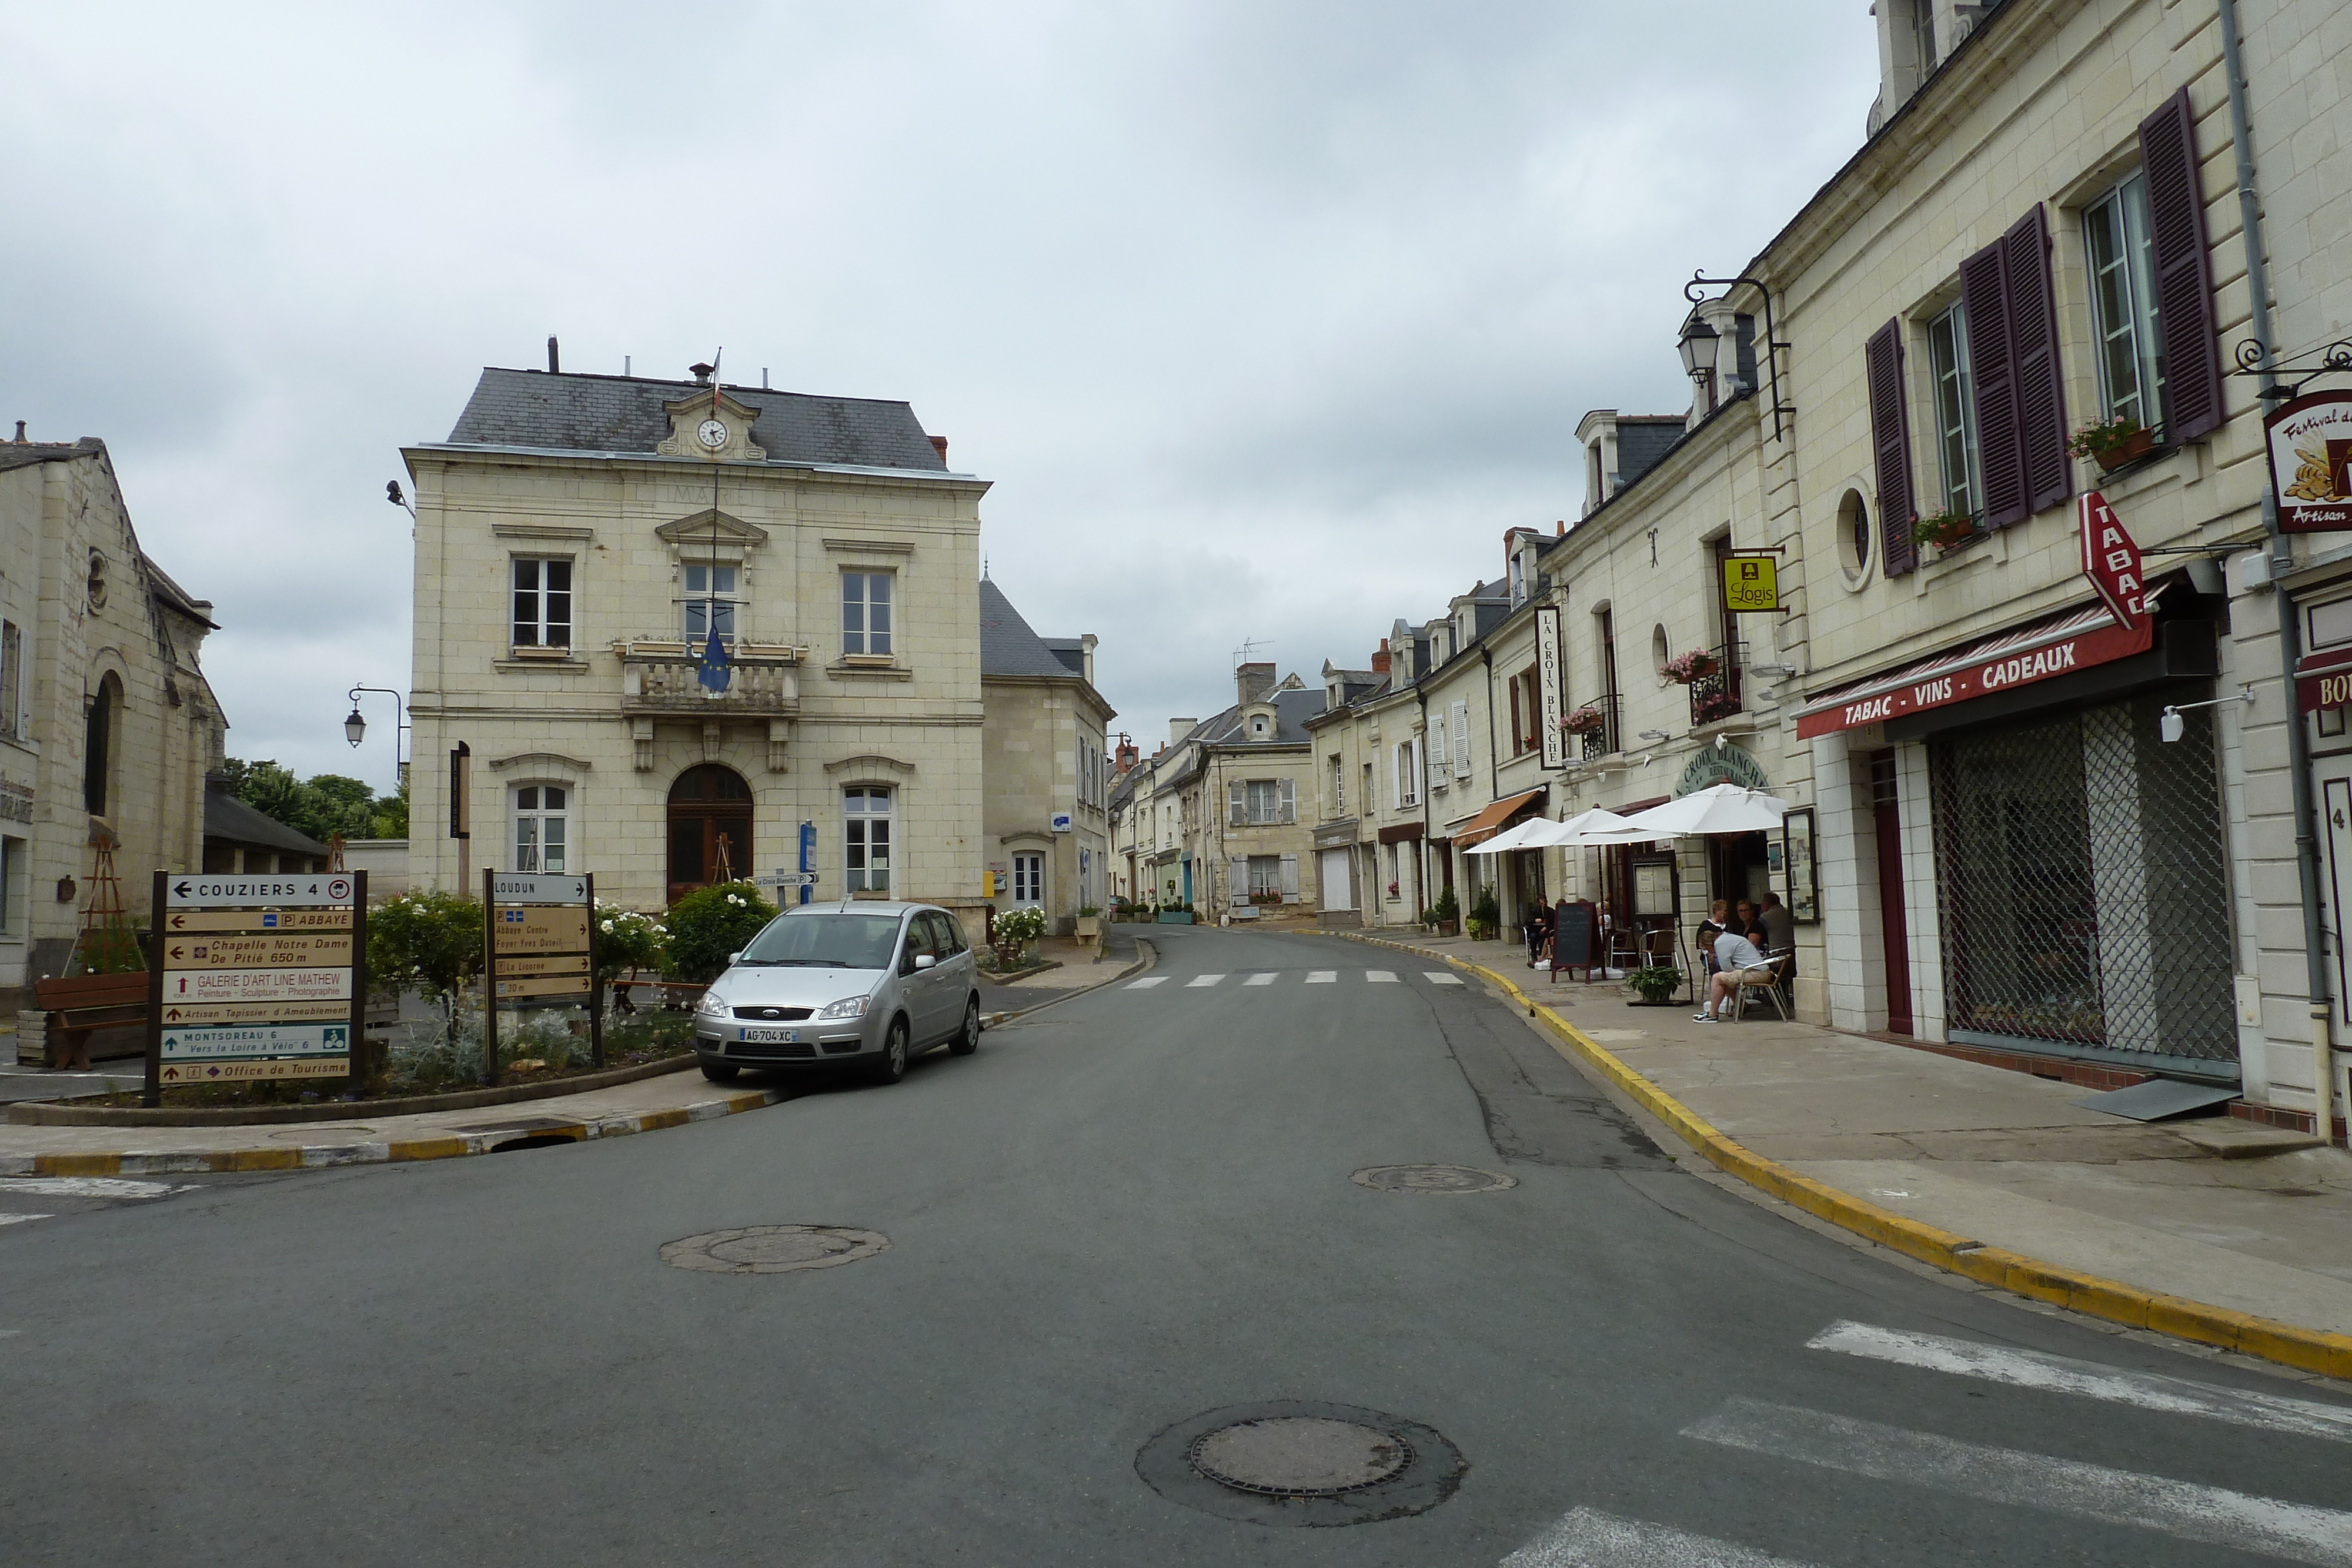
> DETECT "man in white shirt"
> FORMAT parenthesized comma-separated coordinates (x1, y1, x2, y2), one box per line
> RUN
(1695, 928, 1773, 1022)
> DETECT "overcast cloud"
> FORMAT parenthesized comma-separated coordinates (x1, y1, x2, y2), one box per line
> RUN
(0, 1, 1878, 791)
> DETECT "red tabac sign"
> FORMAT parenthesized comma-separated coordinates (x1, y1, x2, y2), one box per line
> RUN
(1795, 617, 2154, 737)
(2077, 490, 2147, 630)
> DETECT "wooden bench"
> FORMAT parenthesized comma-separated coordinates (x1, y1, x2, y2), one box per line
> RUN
(32, 972, 149, 1070)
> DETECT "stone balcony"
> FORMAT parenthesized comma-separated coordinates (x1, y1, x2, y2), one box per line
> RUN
(615, 637, 806, 718)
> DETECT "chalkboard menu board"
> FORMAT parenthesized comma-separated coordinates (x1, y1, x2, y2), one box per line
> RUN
(1552, 902, 1595, 972)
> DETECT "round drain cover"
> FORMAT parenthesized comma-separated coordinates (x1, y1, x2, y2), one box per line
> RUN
(1135, 1400, 1465, 1528)
(1351, 1164, 1517, 1195)
(1189, 1417, 1411, 1496)
(660, 1225, 888, 1275)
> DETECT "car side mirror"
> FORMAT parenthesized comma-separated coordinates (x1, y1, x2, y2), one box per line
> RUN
(914, 954, 938, 970)
(726, 951, 743, 965)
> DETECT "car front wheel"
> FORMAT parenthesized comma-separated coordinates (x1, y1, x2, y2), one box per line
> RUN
(948, 997, 981, 1056)
(700, 1059, 740, 1082)
(872, 1017, 910, 1084)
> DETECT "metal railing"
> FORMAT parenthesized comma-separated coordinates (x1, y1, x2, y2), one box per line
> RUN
(1575, 693, 1621, 760)
(1688, 643, 1744, 728)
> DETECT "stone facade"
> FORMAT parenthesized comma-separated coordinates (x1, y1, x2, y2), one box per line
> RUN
(0, 436, 226, 998)
(402, 367, 989, 920)
(978, 579, 1113, 933)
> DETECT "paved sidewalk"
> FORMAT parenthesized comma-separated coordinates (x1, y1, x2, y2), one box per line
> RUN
(1345, 927, 2352, 1356)
(981, 929, 1148, 1020)
(0, 1061, 789, 1175)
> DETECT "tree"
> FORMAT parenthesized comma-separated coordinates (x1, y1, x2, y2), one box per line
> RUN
(224, 758, 403, 845)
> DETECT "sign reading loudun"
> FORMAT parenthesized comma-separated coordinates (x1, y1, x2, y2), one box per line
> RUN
(482, 868, 602, 1084)
(144, 870, 367, 1106)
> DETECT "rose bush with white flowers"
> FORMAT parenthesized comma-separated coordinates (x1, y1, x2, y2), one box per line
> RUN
(663, 881, 777, 981)
(593, 901, 669, 984)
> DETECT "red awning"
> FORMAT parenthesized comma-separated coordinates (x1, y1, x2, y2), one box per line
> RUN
(1454, 787, 1546, 848)
(1377, 822, 1425, 844)
(1795, 599, 2155, 739)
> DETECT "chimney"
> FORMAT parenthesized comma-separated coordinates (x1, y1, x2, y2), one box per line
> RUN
(547, 336, 560, 373)
(928, 435, 949, 462)
(1235, 661, 1277, 707)
(1556, 519, 1566, 536)
(689, 362, 715, 386)
(1371, 647, 1390, 674)
(1170, 717, 1197, 745)
(12, 421, 24, 444)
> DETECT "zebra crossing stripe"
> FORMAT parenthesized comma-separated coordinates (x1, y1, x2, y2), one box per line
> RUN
(1243, 973, 1278, 986)
(1305, 971, 1337, 984)
(1502, 1505, 1820, 1567)
(1367, 970, 1397, 982)
(1124, 977, 1168, 989)
(0, 1176, 180, 1199)
(1185, 974, 1225, 988)
(1425, 972, 1462, 985)
(1810, 1320, 2352, 1442)
(1684, 1397, 2352, 1566)
(0, 1214, 52, 1227)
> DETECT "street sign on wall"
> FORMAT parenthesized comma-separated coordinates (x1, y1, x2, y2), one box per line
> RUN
(1536, 604, 1568, 770)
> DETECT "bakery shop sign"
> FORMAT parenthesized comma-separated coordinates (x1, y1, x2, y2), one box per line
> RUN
(2267, 389, 2352, 534)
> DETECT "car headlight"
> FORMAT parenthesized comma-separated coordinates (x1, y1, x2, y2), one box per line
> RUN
(696, 992, 729, 1018)
(817, 993, 871, 1021)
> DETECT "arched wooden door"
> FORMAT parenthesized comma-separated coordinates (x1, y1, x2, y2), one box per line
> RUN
(667, 764, 753, 901)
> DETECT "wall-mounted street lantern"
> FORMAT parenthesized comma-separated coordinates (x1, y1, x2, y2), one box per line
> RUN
(1678, 316, 1722, 385)
(343, 683, 410, 786)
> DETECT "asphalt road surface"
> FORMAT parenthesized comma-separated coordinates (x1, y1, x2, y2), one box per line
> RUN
(4, 925, 2348, 1566)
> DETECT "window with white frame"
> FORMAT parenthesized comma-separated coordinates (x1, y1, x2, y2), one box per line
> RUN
(513, 785, 569, 872)
(1394, 740, 1419, 808)
(845, 786, 893, 892)
(679, 564, 737, 641)
(1329, 754, 1344, 814)
(1927, 302, 1982, 517)
(512, 558, 572, 648)
(1011, 850, 1043, 905)
(842, 571, 893, 656)
(2084, 172, 2167, 436)
(1247, 854, 1282, 897)
(1247, 779, 1279, 821)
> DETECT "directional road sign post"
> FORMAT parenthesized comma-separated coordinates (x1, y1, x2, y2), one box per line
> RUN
(482, 869, 600, 1084)
(145, 870, 368, 1108)
(752, 872, 817, 890)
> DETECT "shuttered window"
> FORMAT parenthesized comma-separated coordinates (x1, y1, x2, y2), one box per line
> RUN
(1865, 318, 1917, 577)
(2138, 86, 2224, 442)
(2084, 173, 2167, 436)
(1927, 303, 1982, 519)
(1961, 203, 2070, 529)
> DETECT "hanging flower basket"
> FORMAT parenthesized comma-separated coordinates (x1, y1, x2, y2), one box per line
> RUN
(1561, 706, 1606, 735)
(2065, 416, 2157, 470)
(1661, 650, 1719, 686)
(1911, 510, 1978, 551)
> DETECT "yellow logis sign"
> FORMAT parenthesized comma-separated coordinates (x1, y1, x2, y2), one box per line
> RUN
(1721, 554, 1780, 613)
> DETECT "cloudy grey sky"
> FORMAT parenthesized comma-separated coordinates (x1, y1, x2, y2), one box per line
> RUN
(2, 1, 1879, 791)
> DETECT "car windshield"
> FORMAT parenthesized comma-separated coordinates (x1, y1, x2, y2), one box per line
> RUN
(736, 912, 903, 969)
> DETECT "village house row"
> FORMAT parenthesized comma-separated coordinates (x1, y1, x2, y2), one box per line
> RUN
(1109, 0, 2352, 1139)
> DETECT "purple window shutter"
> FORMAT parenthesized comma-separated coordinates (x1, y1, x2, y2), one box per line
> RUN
(1960, 240, 2025, 530)
(1865, 318, 1917, 578)
(2140, 86, 2225, 441)
(2003, 205, 2072, 517)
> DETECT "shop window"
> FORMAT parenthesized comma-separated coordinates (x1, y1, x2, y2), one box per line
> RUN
(680, 564, 737, 642)
(1927, 302, 1982, 518)
(2084, 173, 2168, 438)
(511, 557, 573, 649)
(845, 785, 893, 893)
(513, 785, 569, 872)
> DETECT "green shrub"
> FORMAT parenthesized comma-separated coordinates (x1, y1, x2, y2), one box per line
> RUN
(594, 902, 669, 983)
(991, 904, 1047, 966)
(1432, 887, 1460, 924)
(1469, 887, 1498, 928)
(366, 890, 484, 1002)
(664, 882, 777, 982)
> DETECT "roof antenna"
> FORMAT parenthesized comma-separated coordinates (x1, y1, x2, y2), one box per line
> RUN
(1234, 636, 1273, 667)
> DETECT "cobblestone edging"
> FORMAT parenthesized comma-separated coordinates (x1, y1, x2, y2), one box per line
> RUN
(1336, 930, 2352, 1383)
(0, 1086, 790, 1178)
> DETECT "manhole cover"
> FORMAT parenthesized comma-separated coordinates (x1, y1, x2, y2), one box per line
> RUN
(1351, 1164, 1517, 1195)
(660, 1225, 889, 1275)
(1190, 1417, 1411, 1496)
(1136, 1401, 1465, 1527)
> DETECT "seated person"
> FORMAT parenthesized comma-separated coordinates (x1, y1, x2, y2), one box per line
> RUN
(1695, 900, 1730, 972)
(1695, 927, 1776, 1022)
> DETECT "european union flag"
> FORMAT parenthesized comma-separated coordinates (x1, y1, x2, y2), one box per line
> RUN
(697, 623, 731, 694)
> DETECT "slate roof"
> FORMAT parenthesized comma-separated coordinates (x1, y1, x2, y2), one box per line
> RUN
(0, 437, 103, 473)
(203, 784, 330, 857)
(1192, 685, 1328, 747)
(445, 369, 950, 473)
(1615, 417, 1689, 490)
(978, 577, 1081, 679)
(1039, 637, 1087, 676)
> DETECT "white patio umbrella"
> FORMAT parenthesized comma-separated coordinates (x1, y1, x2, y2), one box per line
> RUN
(1464, 817, 1549, 855)
(1612, 782, 1791, 838)
(1546, 807, 1638, 845)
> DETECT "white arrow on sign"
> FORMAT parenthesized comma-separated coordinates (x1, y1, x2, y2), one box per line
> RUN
(754, 873, 818, 888)
(166, 875, 355, 909)
(490, 874, 589, 905)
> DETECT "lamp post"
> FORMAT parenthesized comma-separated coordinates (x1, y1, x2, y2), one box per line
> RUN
(1678, 316, 1722, 386)
(343, 683, 409, 790)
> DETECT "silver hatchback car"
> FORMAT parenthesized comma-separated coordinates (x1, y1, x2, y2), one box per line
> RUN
(692, 901, 983, 1085)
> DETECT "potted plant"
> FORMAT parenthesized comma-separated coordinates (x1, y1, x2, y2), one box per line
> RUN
(1661, 648, 1720, 685)
(1911, 509, 1978, 551)
(1561, 706, 1606, 736)
(1431, 886, 1460, 937)
(2066, 415, 2157, 471)
(1074, 904, 1102, 941)
(1466, 887, 1500, 942)
(1626, 964, 1683, 1005)
(1158, 902, 1195, 925)
(991, 904, 1047, 969)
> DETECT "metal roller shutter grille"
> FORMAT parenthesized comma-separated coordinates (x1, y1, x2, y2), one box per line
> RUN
(1928, 693, 2236, 1066)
